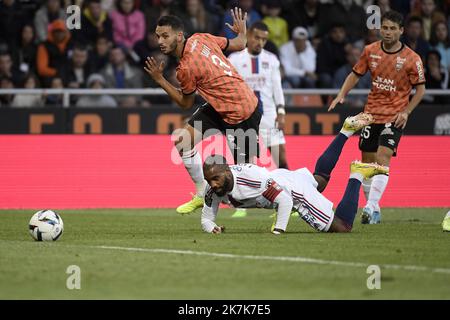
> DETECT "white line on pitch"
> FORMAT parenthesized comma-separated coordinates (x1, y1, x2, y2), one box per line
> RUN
(94, 245, 450, 275)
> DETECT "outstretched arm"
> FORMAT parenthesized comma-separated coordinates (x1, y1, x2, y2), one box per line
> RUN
(328, 72, 361, 111)
(201, 188, 225, 234)
(225, 7, 248, 52)
(144, 57, 195, 109)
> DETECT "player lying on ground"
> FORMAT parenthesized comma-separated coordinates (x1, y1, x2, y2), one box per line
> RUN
(200, 113, 389, 234)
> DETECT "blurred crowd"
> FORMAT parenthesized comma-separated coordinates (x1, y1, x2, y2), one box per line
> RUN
(0, 0, 450, 107)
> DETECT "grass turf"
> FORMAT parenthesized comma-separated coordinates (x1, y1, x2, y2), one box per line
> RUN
(0, 208, 449, 299)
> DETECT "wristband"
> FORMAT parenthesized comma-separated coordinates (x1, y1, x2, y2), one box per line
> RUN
(277, 108, 286, 115)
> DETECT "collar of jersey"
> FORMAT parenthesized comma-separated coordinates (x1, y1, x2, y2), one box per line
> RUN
(381, 41, 404, 55)
(180, 36, 190, 59)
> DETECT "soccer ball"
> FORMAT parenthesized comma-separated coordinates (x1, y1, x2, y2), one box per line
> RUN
(29, 210, 64, 241)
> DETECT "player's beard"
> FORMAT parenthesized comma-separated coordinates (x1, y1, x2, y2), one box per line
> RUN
(249, 46, 262, 55)
(215, 177, 233, 197)
(162, 39, 178, 55)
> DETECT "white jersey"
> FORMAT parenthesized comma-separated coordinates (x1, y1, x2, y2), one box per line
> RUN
(201, 164, 335, 234)
(228, 48, 285, 129)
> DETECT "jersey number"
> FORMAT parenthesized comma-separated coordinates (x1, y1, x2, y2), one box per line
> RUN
(211, 55, 232, 77)
(361, 126, 371, 139)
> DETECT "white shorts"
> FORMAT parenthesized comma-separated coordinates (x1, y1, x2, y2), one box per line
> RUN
(259, 127, 286, 148)
(291, 168, 335, 232)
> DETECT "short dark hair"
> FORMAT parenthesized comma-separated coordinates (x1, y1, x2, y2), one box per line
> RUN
(157, 15, 184, 31)
(203, 155, 228, 174)
(381, 10, 404, 28)
(249, 21, 269, 33)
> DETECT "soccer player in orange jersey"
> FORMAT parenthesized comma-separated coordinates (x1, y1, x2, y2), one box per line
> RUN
(144, 8, 262, 214)
(328, 11, 426, 224)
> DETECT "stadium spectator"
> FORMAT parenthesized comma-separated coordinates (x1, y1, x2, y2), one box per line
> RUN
(401, 16, 431, 61)
(430, 21, 450, 70)
(11, 73, 44, 107)
(0, 76, 15, 106)
(142, 0, 184, 32)
(353, 28, 381, 50)
(222, 0, 261, 39)
(316, 23, 349, 88)
(34, 0, 67, 43)
(110, 0, 146, 49)
(373, 0, 391, 15)
(333, 45, 371, 107)
(282, 0, 324, 39)
(36, 19, 73, 88)
(11, 24, 38, 75)
(101, 45, 144, 105)
(280, 27, 317, 88)
(89, 35, 113, 73)
(0, 51, 25, 87)
(412, 0, 446, 41)
(261, 0, 289, 49)
(76, 73, 118, 107)
(64, 44, 93, 89)
(424, 50, 449, 103)
(72, 0, 114, 48)
(318, 0, 367, 42)
(45, 76, 64, 105)
(101, 45, 143, 88)
(183, 0, 221, 36)
(0, 0, 27, 50)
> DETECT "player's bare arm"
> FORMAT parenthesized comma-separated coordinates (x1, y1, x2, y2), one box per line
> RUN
(328, 72, 361, 111)
(144, 56, 195, 109)
(393, 83, 425, 129)
(225, 7, 248, 52)
(276, 105, 285, 130)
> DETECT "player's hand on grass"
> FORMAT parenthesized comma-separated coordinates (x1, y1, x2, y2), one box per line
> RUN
(212, 226, 225, 234)
(393, 111, 409, 129)
(144, 57, 165, 83)
(225, 7, 248, 35)
(328, 95, 345, 111)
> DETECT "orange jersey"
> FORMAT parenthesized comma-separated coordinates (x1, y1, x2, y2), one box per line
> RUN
(352, 41, 425, 123)
(176, 33, 258, 124)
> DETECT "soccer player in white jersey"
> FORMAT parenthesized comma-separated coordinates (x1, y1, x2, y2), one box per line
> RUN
(227, 22, 288, 218)
(200, 113, 389, 234)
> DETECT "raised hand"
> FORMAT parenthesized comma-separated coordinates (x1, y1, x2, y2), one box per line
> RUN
(144, 56, 166, 83)
(225, 7, 248, 35)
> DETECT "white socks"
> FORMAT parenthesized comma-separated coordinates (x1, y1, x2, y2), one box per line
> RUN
(349, 172, 364, 182)
(362, 178, 372, 201)
(181, 148, 206, 196)
(340, 130, 353, 138)
(366, 174, 389, 212)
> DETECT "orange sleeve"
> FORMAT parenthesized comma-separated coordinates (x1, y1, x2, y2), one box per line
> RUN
(37, 44, 57, 78)
(352, 46, 369, 76)
(408, 54, 426, 85)
(203, 33, 229, 51)
(176, 65, 197, 95)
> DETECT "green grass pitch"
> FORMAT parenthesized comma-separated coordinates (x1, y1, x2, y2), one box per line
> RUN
(0, 208, 449, 299)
